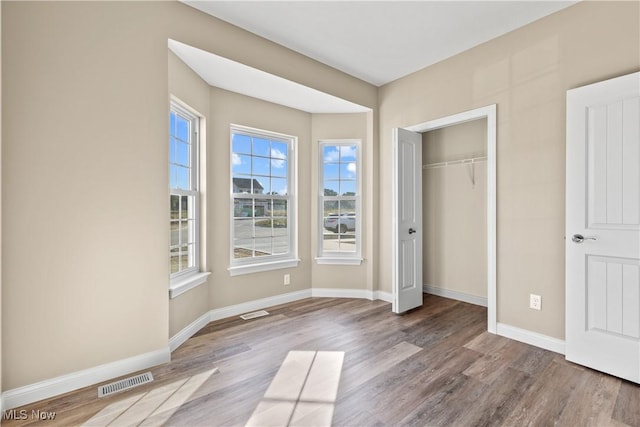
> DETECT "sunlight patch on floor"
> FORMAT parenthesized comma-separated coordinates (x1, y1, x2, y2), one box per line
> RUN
(246, 351, 344, 427)
(82, 368, 218, 426)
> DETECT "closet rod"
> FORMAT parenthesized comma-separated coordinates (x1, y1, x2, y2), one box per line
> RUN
(422, 155, 487, 169)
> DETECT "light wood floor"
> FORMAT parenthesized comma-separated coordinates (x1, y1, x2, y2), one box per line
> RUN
(3, 295, 640, 426)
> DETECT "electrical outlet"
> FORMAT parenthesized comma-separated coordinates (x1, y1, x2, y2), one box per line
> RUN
(529, 294, 541, 310)
(284, 274, 290, 286)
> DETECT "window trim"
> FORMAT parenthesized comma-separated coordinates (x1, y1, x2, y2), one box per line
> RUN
(316, 139, 363, 264)
(169, 97, 208, 295)
(228, 124, 298, 276)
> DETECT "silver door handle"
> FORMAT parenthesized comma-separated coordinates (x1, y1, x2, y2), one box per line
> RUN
(408, 228, 416, 235)
(572, 234, 597, 243)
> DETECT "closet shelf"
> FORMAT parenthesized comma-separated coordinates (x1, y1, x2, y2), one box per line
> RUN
(422, 155, 487, 169)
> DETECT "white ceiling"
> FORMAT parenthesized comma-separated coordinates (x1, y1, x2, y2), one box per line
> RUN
(182, 0, 579, 87)
(169, 39, 370, 113)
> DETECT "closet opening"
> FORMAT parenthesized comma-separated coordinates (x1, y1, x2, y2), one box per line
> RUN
(393, 104, 496, 332)
(422, 119, 488, 307)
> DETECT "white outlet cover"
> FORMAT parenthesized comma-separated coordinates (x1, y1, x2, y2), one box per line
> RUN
(529, 294, 541, 310)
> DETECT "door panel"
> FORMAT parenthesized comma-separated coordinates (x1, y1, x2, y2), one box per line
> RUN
(566, 71, 640, 383)
(588, 98, 640, 229)
(400, 239, 417, 290)
(587, 256, 640, 338)
(393, 128, 423, 314)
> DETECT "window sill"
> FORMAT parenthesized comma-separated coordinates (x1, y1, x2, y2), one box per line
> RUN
(169, 271, 211, 299)
(315, 257, 363, 266)
(228, 258, 300, 276)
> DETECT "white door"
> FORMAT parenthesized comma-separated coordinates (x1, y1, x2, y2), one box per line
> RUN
(393, 128, 423, 313)
(566, 71, 640, 383)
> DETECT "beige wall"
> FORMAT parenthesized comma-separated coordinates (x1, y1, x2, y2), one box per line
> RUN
(168, 51, 211, 337)
(2, 1, 170, 390)
(378, 1, 640, 339)
(311, 113, 369, 290)
(422, 120, 487, 299)
(2, 1, 377, 391)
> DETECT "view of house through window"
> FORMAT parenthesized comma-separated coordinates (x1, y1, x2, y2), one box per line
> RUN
(169, 101, 200, 277)
(231, 126, 295, 264)
(319, 141, 361, 258)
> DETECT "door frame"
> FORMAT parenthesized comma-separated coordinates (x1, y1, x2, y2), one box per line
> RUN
(392, 104, 497, 333)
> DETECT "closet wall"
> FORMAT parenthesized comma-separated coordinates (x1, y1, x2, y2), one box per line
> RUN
(422, 119, 487, 303)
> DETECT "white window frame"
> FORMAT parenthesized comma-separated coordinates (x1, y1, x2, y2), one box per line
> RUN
(169, 98, 209, 298)
(228, 124, 299, 276)
(316, 139, 362, 265)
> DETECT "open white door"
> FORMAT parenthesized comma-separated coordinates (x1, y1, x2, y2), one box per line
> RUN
(566, 71, 640, 383)
(393, 128, 423, 313)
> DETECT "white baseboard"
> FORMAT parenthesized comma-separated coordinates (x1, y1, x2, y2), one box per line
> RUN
(423, 284, 487, 307)
(208, 289, 312, 322)
(2, 347, 170, 410)
(496, 322, 565, 355)
(312, 288, 372, 300)
(169, 311, 211, 352)
(311, 288, 394, 303)
(374, 290, 393, 303)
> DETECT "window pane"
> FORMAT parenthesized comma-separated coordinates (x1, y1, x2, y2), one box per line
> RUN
(338, 233, 356, 252)
(254, 237, 272, 256)
(273, 218, 288, 236)
(170, 112, 176, 136)
(341, 199, 356, 212)
(253, 138, 270, 157)
(270, 178, 287, 195)
(232, 154, 251, 176)
(170, 248, 179, 274)
(254, 199, 271, 217)
(340, 162, 356, 179)
(340, 145, 357, 161)
(340, 180, 357, 196)
(253, 178, 267, 194)
(255, 219, 272, 237)
(234, 199, 253, 218)
(176, 166, 189, 190)
(271, 142, 287, 160)
(323, 181, 339, 196)
(273, 235, 289, 255)
(234, 238, 254, 258)
(234, 219, 253, 239)
(232, 176, 253, 195)
(179, 220, 189, 245)
(180, 195, 188, 219)
(170, 195, 180, 219)
(232, 133, 252, 154)
(323, 145, 339, 162)
(169, 165, 178, 189)
(324, 163, 339, 180)
(273, 200, 287, 217)
(178, 245, 189, 270)
(170, 137, 177, 164)
(271, 159, 287, 177)
(253, 156, 270, 177)
(170, 221, 179, 246)
(176, 116, 189, 141)
(176, 141, 189, 167)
